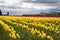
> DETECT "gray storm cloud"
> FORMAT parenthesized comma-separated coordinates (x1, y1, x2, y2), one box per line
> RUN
(0, 0, 60, 15)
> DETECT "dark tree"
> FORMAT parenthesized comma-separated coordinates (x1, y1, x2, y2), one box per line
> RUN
(0, 10, 2, 15)
(58, 12, 60, 14)
(7, 12, 9, 15)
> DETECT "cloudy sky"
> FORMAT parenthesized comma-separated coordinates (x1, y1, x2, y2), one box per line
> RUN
(0, 0, 60, 15)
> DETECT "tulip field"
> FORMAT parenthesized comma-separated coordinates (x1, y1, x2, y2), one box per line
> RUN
(0, 16, 60, 40)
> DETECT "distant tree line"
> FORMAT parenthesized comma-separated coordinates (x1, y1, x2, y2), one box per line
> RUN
(0, 10, 9, 15)
(7, 12, 9, 15)
(0, 9, 60, 16)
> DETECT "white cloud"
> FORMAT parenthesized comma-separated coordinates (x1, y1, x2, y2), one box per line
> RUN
(21, 2, 33, 8)
(18, 2, 56, 10)
(33, 6, 56, 10)
(4, 0, 19, 5)
(31, 0, 37, 1)
(0, 0, 2, 1)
